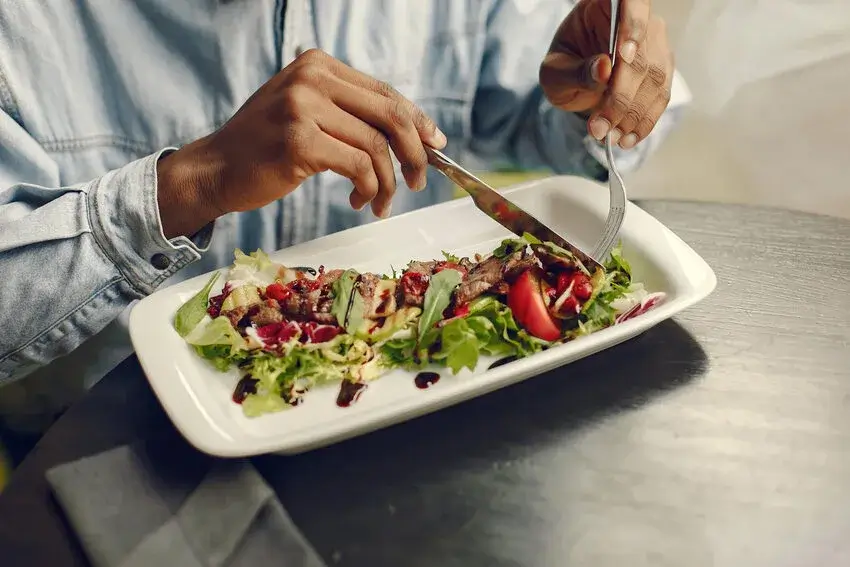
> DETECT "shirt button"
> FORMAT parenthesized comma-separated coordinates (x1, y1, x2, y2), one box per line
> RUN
(150, 253, 171, 270)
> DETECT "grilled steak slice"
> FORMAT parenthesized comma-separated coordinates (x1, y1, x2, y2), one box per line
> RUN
(454, 250, 538, 304)
(531, 244, 579, 271)
(502, 250, 538, 280)
(319, 269, 344, 286)
(455, 256, 502, 304)
(222, 306, 249, 328)
(250, 300, 284, 327)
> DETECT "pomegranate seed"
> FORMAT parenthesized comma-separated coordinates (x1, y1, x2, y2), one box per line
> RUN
(264, 282, 290, 301)
(572, 273, 593, 300)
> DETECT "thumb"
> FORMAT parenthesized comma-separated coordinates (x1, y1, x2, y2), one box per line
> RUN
(540, 51, 610, 105)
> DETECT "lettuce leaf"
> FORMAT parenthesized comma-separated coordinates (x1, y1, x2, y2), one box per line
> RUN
(229, 248, 281, 286)
(417, 268, 462, 344)
(331, 269, 366, 334)
(173, 272, 220, 337)
(381, 295, 546, 374)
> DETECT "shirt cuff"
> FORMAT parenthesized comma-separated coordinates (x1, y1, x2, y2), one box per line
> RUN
(86, 148, 214, 296)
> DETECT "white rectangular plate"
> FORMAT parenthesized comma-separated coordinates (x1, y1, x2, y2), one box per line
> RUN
(129, 176, 716, 457)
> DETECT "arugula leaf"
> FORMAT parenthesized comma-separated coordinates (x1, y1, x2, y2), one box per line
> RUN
(417, 268, 462, 341)
(174, 272, 220, 337)
(493, 238, 527, 259)
(331, 269, 366, 333)
(521, 232, 542, 244)
(441, 250, 460, 263)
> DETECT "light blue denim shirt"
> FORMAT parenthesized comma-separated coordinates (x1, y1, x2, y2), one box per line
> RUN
(0, 0, 688, 427)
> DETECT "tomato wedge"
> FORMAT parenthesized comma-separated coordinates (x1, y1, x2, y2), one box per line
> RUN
(507, 269, 562, 341)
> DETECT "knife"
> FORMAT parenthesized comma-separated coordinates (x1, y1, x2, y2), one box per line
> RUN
(424, 146, 604, 272)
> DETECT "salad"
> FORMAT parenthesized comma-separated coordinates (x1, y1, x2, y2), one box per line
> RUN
(173, 236, 665, 416)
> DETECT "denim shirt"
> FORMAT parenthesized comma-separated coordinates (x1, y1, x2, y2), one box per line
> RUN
(0, 0, 689, 423)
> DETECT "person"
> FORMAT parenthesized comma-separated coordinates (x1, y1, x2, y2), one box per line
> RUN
(0, 0, 688, 436)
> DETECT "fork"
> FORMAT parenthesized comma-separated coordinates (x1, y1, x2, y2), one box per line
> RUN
(590, 0, 628, 262)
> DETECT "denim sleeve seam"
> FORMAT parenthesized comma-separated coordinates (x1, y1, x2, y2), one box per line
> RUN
(84, 166, 194, 297)
(0, 276, 125, 366)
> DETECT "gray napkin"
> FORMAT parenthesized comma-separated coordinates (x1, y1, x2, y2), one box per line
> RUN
(45, 441, 327, 567)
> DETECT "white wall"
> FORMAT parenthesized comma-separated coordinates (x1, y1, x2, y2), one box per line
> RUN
(630, 0, 850, 219)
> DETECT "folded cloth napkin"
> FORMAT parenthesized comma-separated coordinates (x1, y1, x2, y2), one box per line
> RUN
(45, 440, 327, 567)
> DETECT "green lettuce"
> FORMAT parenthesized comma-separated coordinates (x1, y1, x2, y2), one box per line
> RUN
(417, 268, 462, 345)
(331, 269, 366, 334)
(381, 295, 546, 374)
(173, 272, 219, 337)
(230, 248, 280, 285)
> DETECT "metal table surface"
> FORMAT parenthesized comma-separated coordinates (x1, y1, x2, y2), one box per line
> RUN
(1, 200, 849, 567)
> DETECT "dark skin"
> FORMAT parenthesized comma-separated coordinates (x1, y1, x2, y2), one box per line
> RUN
(159, 0, 673, 240)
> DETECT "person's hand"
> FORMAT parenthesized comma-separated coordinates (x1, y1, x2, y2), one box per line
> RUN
(539, 0, 673, 150)
(157, 49, 447, 239)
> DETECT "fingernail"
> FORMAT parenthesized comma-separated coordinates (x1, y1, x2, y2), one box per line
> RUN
(379, 203, 392, 219)
(590, 57, 601, 83)
(589, 117, 610, 141)
(609, 129, 623, 145)
(432, 128, 448, 149)
(620, 41, 637, 64)
(620, 133, 638, 149)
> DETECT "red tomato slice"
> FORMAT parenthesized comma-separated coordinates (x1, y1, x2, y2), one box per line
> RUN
(507, 269, 562, 341)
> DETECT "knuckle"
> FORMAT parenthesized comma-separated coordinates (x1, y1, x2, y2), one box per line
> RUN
(659, 87, 673, 105)
(411, 105, 433, 131)
(297, 48, 326, 64)
(627, 52, 649, 76)
(351, 151, 373, 178)
(387, 99, 413, 129)
(280, 84, 313, 113)
(624, 107, 645, 127)
(369, 130, 388, 155)
(609, 93, 631, 118)
(375, 80, 398, 99)
(646, 64, 667, 88)
(288, 63, 324, 88)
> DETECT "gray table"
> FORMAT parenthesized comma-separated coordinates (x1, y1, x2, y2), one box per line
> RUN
(1, 201, 849, 567)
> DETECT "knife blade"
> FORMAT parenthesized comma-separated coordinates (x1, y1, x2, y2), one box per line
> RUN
(424, 146, 603, 272)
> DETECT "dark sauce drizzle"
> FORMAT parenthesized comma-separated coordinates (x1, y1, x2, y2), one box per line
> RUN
(414, 371, 440, 389)
(292, 266, 318, 276)
(488, 356, 518, 370)
(232, 376, 259, 404)
(337, 380, 368, 407)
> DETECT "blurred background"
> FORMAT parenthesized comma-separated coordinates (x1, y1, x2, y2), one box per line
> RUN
(1, 0, 848, 489)
(480, 0, 850, 220)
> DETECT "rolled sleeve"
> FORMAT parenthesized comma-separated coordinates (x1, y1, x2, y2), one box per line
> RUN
(86, 148, 213, 296)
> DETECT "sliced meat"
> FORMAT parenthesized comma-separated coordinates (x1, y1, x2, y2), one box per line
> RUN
(222, 306, 249, 328)
(531, 244, 578, 271)
(454, 250, 538, 304)
(491, 282, 510, 296)
(455, 256, 502, 304)
(250, 300, 284, 327)
(319, 269, 344, 286)
(406, 260, 438, 275)
(502, 250, 538, 280)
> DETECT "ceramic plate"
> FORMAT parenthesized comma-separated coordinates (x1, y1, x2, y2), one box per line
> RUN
(129, 176, 716, 457)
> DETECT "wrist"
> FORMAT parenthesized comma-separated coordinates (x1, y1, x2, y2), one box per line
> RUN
(156, 138, 224, 239)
